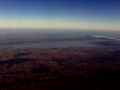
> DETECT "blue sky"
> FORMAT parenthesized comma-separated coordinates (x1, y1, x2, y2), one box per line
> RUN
(0, 0, 120, 30)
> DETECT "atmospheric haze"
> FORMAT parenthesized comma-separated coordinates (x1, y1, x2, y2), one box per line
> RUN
(1, 0, 120, 90)
(0, 0, 120, 30)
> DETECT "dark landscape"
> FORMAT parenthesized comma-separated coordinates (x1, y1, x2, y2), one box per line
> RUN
(0, 29, 120, 90)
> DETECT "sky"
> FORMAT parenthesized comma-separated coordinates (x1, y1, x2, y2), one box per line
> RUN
(0, 0, 120, 30)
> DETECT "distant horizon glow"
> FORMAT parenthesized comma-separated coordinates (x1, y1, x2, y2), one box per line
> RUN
(0, 0, 120, 30)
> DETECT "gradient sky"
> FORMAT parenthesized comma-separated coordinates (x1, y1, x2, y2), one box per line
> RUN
(0, 0, 120, 30)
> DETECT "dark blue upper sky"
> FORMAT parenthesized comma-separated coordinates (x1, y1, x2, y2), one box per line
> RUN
(0, 0, 120, 30)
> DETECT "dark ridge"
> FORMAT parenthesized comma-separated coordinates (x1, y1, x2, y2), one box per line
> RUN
(14, 52, 32, 57)
(52, 58, 65, 64)
(91, 41, 120, 46)
(0, 41, 40, 45)
(0, 58, 34, 67)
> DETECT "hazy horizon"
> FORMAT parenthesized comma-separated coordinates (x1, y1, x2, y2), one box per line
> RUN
(0, 0, 120, 30)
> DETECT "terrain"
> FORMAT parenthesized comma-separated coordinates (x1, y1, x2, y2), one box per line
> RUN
(0, 29, 120, 90)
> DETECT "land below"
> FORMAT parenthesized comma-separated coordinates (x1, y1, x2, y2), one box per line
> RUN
(0, 29, 120, 90)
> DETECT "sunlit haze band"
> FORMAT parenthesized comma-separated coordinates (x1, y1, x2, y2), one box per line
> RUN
(0, 0, 120, 30)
